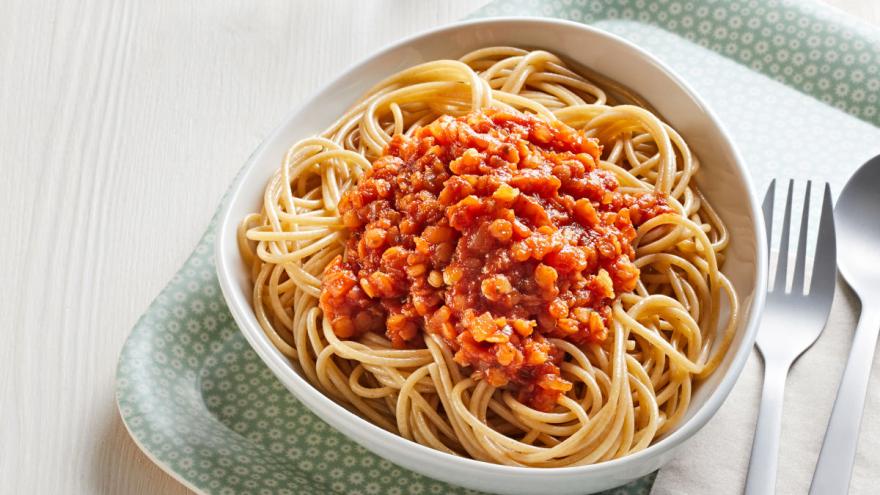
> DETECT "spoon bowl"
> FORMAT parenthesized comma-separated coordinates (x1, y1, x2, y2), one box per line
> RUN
(835, 154, 880, 292)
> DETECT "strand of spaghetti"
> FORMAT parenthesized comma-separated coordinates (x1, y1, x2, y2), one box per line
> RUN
(323, 319, 433, 367)
(360, 82, 487, 154)
(396, 364, 432, 439)
(426, 354, 492, 461)
(252, 264, 297, 357)
(256, 231, 343, 264)
(348, 365, 394, 398)
(697, 274, 739, 377)
(613, 300, 702, 373)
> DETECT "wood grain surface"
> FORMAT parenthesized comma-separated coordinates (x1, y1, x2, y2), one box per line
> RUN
(0, 1, 875, 493)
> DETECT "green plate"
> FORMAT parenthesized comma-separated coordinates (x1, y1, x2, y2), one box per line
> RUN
(116, 1, 880, 493)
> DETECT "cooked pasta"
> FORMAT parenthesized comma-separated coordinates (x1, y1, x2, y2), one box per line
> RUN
(238, 47, 738, 467)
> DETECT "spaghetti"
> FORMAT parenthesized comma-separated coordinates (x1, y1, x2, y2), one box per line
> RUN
(238, 47, 738, 467)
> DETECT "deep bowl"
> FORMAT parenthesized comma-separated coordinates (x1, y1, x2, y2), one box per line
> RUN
(215, 17, 767, 495)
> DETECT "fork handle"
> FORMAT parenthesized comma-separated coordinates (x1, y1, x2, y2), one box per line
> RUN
(745, 358, 790, 495)
(809, 307, 880, 495)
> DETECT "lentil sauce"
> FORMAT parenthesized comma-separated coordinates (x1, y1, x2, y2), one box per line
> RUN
(320, 109, 670, 411)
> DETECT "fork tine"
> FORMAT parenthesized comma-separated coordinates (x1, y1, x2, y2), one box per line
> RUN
(762, 179, 776, 251)
(809, 183, 837, 296)
(772, 180, 795, 292)
(792, 181, 812, 294)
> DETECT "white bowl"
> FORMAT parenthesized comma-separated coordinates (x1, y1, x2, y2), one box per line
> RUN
(216, 17, 767, 495)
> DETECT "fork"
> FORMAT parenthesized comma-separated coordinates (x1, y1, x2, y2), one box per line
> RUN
(744, 180, 837, 495)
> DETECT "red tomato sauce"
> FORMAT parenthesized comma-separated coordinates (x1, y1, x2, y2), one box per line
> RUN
(320, 109, 670, 411)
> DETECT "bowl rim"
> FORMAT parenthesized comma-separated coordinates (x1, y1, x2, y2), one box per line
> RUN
(215, 16, 768, 477)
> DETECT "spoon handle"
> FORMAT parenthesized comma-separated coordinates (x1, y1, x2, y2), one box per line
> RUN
(744, 359, 790, 495)
(809, 306, 880, 495)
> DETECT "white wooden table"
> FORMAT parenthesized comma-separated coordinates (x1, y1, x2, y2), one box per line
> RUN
(0, 0, 875, 493)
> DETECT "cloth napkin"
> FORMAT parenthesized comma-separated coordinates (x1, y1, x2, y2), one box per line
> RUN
(652, 279, 880, 494)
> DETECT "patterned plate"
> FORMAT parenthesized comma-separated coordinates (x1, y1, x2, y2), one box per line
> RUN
(116, 1, 880, 494)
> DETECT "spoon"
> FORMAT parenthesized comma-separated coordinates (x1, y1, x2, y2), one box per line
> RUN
(810, 154, 880, 495)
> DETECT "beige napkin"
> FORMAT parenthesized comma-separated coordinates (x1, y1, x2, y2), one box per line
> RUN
(652, 279, 880, 494)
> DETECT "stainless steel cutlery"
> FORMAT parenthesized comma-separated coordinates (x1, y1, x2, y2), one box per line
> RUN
(745, 180, 836, 495)
(810, 156, 880, 495)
